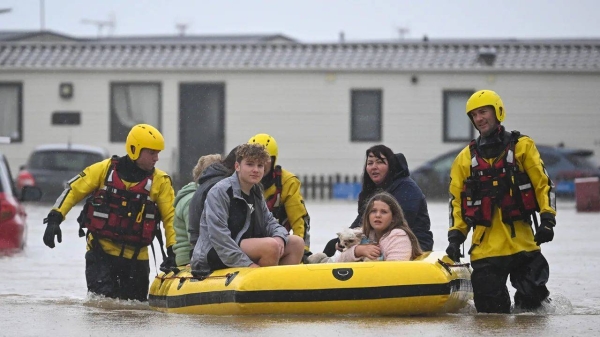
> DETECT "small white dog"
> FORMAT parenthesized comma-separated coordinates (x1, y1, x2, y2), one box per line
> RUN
(307, 228, 364, 264)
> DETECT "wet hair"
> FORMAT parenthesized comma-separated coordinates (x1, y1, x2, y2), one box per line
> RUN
(357, 144, 401, 212)
(235, 143, 270, 165)
(361, 192, 423, 260)
(192, 154, 222, 182)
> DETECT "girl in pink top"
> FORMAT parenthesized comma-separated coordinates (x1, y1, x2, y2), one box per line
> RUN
(338, 192, 423, 262)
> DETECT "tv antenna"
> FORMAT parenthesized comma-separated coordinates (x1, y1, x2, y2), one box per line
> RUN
(81, 12, 116, 37)
(175, 23, 189, 36)
(397, 26, 410, 39)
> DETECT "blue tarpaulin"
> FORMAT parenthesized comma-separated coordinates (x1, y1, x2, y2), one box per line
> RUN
(332, 183, 361, 200)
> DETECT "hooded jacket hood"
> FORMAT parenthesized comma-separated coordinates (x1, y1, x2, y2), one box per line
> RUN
(352, 151, 434, 251)
(393, 153, 410, 178)
(198, 162, 232, 185)
(358, 151, 409, 208)
(187, 161, 235, 249)
(174, 181, 197, 205)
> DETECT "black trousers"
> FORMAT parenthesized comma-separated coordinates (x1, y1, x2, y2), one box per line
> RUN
(471, 251, 550, 313)
(85, 247, 150, 301)
(207, 247, 229, 271)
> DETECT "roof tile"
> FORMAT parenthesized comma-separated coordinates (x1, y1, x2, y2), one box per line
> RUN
(1, 40, 600, 72)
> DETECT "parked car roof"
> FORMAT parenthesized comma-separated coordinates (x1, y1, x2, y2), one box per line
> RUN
(17, 144, 110, 202)
(32, 143, 109, 156)
(411, 144, 600, 199)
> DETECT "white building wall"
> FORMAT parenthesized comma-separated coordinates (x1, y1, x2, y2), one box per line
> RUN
(225, 70, 600, 177)
(1, 70, 599, 179)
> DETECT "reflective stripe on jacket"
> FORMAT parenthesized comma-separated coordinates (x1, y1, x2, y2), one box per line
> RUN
(80, 158, 159, 248)
(263, 167, 310, 251)
(52, 157, 176, 260)
(448, 135, 556, 261)
(461, 133, 538, 232)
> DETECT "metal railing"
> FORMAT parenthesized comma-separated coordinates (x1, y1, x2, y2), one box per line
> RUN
(299, 174, 361, 200)
(172, 173, 362, 200)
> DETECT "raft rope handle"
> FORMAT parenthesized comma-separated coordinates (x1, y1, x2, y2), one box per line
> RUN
(154, 273, 234, 281)
(437, 259, 471, 275)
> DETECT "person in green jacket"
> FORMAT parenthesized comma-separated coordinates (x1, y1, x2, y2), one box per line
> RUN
(173, 154, 222, 266)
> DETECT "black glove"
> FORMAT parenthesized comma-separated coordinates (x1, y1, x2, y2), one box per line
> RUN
(43, 210, 63, 248)
(446, 231, 466, 262)
(446, 242, 462, 262)
(535, 213, 556, 246)
(160, 246, 176, 273)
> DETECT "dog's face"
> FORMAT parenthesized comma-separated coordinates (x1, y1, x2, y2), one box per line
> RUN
(336, 228, 363, 251)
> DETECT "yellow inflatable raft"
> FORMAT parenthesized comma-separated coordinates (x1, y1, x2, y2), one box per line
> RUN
(148, 252, 472, 315)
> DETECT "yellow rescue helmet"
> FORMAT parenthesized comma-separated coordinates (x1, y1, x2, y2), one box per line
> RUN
(126, 124, 165, 160)
(248, 133, 278, 165)
(466, 90, 505, 123)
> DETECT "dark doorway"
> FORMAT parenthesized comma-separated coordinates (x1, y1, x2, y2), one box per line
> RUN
(178, 83, 225, 188)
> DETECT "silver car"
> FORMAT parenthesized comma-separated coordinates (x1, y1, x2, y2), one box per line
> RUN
(411, 144, 600, 199)
(17, 144, 109, 202)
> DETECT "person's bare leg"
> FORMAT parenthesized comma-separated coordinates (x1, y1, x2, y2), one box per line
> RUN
(240, 238, 280, 266)
(279, 235, 304, 265)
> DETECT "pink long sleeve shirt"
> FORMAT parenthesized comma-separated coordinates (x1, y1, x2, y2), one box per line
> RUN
(338, 228, 413, 262)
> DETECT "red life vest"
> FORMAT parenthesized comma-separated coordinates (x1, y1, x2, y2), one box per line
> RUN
(461, 133, 538, 233)
(79, 158, 159, 247)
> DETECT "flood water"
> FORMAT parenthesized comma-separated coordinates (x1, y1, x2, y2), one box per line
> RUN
(1, 199, 599, 336)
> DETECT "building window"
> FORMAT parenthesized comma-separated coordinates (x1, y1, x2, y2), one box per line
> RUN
(443, 90, 475, 142)
(0, 83, 22, 143)
(351, 89, 382, 142)
(110, 83, 161, 142)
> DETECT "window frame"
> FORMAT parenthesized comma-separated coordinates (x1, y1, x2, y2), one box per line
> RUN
(443, 90, 475, 143)
(0, 82, 23, 143)
(109, 82, 162, 143)
(350, 89, 383, 142)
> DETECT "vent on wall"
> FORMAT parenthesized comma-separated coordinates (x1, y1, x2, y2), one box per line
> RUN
(52, 111, 81, 125)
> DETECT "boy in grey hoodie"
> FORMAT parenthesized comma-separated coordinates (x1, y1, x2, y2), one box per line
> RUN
(191, 143, 304, 276)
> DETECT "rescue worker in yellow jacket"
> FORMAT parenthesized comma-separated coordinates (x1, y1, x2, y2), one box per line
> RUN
(248, 134, 311, 259)
(446, 90, 557, 313)
(42, 124, 176, 301)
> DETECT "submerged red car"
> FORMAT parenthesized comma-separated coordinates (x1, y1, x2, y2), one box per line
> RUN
(0, 151, 42, 253)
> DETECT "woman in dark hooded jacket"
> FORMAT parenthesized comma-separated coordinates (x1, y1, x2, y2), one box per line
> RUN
(322, 144, 433, 256)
